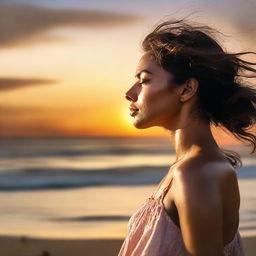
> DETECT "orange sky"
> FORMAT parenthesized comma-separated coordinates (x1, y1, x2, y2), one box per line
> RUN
(0, 1, 255, 144)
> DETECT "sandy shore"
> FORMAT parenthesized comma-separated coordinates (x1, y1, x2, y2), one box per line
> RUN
(0, 235, 255, 256)
(0, 235, 123, 256)
(0, 164, 255, 255)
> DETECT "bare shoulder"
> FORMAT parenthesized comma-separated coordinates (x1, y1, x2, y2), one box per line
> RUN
(171, 156, 239, 204)
(170, 156, 239, 254)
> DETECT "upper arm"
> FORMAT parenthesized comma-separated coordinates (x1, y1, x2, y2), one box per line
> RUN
(173, 168, 224, 256)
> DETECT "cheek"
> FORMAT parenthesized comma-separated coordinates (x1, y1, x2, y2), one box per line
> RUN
(145, 86, 174, 110)
(153, 96, 176, 117)
(144, 87, 180, 120)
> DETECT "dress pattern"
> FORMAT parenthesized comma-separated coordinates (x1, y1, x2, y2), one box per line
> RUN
(118, 176, 245, 256)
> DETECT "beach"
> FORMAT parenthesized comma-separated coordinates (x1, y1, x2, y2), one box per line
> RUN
(0, 138, 255, 255)
(0, 236, 254, 256)
(0, 181, 256, 255)
(0, 236, 123, 256)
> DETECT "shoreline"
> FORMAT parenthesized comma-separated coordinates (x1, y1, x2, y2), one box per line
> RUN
(0, 234, 255, 256)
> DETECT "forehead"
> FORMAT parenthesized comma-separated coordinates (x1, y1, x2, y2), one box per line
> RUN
(136, 52, 159, 73)
(135, 52, 176, 85)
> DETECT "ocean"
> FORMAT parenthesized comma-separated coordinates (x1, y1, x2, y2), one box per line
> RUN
(0, 137, 255, 238)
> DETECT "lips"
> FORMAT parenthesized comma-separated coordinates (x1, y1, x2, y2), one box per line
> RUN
(129, 106, 139, 112)
(129, 106, 139, 117)
(130, 109, 139, 117)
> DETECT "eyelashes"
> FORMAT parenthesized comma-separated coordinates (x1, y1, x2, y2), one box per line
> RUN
(139, 79, 150, 86)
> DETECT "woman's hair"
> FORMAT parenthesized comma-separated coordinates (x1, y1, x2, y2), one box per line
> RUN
(141, 17, 256, 169)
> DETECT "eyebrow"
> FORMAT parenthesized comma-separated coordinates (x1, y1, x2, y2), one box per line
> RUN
(134, 69, 153, 79)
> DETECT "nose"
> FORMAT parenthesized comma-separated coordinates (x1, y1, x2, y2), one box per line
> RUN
(125, 84, 138, 102)
(125, 94, 133, 101)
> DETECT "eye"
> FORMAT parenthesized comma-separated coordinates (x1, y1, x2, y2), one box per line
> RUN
(139, 79, 149, 86)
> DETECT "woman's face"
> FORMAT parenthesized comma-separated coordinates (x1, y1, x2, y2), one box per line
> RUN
(125, 52, 182, 130)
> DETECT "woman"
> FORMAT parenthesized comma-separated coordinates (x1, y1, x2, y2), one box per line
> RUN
(118, 18, 256, 256)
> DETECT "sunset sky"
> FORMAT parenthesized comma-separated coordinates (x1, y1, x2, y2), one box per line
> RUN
(0, 0, 255, 143)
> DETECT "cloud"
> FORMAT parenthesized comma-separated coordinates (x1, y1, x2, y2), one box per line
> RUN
(0, 105, 70, 128)
(0, 105, 77, 115)
(0, 104, 90, 137)
(183, 0, 256, 41)
(0, 105, 50, 114)
(206, 0, 256, 39)
(0, 77, 57, 91)
(0, 2, 142, 47)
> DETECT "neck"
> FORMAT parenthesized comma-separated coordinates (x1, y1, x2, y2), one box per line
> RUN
(163, 117, 219, 162)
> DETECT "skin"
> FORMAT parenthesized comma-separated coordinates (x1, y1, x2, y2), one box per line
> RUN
(125, 51, 241, 256)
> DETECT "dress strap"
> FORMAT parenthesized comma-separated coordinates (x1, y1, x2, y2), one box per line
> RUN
(161, 176, 174, 198)
(151, 174, 174, 200)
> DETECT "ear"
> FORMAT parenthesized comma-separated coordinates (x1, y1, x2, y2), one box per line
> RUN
(179, 78, 199, 102)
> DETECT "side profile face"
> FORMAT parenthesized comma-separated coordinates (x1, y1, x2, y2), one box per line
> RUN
(125, 51, 185, 130)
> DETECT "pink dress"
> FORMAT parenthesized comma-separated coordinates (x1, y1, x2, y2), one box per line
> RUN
(118, 176, 245, 256)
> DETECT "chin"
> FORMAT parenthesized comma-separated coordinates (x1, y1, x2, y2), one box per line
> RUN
(133, 123, 148, 129)
(132, 117, 155, 129)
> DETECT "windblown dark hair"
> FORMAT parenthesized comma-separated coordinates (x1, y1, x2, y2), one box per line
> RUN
(141, 17, 256, 169)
